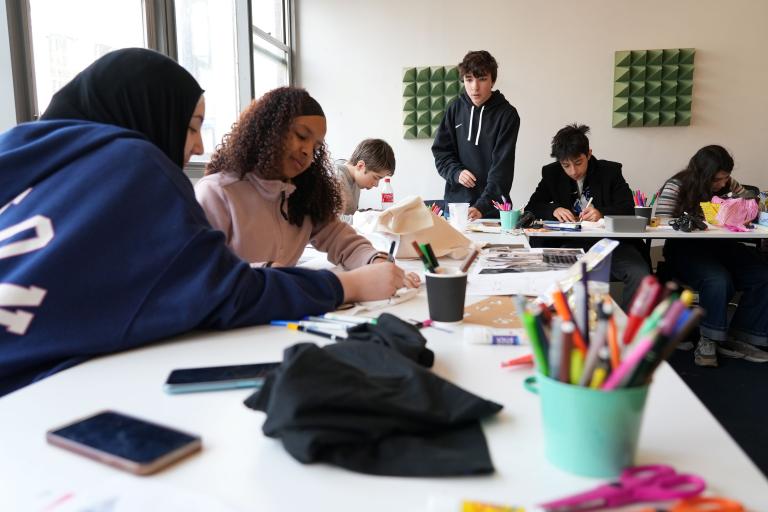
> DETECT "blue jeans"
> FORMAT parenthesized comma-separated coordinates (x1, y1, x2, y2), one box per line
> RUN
(663, 240, 768, 346)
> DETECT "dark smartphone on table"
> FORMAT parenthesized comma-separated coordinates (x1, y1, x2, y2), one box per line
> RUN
(46, 410, 201, 475)
(163, 362, 280, 394)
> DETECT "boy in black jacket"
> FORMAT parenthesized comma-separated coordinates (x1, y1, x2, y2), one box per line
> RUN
(432, 50, 520, 220)
(524, 124, 650, 309)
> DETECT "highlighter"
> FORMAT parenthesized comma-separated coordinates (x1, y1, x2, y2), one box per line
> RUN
(569, 349, 585, 385)
(522, 310, 549, 376)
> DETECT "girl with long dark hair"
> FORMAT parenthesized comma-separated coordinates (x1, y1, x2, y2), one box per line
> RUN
(656, 145, 768, 366)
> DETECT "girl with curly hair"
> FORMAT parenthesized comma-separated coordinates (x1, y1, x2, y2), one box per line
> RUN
(195, 86, 418, 287)
(0, 50, 406, 396)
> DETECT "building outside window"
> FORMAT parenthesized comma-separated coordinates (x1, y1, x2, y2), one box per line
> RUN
(11, 0, 294, 171)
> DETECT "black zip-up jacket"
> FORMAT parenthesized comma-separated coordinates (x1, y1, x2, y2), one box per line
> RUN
(432, 90, 520, 217)
(524, 156, 634, 220)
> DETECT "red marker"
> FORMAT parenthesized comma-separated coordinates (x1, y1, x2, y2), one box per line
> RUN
(500, 354, 534, 368)
(622, 275, 662, 345)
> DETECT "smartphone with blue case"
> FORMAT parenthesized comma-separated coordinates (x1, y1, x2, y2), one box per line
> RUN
(163, 362, 280, 394)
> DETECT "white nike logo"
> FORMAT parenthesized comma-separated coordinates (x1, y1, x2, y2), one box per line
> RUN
(455, 124, 462, 128)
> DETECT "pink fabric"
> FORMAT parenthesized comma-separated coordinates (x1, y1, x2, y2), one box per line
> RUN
(195, 172, 381, 269)
(711, 196, 759, 232)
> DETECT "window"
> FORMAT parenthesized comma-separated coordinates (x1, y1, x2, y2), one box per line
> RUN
(28, 0, 146, 115)
(175, 0, 239, 163)
(7, 0, 295, 172)
(251, 0, 292, 99)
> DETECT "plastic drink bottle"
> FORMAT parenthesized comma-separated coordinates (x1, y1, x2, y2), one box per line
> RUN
(380, 178, 394, 209)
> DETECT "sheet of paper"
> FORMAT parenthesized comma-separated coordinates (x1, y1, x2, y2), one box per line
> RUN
(342, 287, 420, 315)
(475, 246, 583, 274)
(33, 476, 244, 512)
(467, 220, 502, 234)
(466, 269, 569, 296)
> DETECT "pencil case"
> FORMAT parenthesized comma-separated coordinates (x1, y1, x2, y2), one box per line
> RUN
(604, 216, 647, 233)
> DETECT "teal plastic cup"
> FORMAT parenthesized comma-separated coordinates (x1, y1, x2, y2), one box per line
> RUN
(500, 209, 520, 231)
(524, 374, 649, 477)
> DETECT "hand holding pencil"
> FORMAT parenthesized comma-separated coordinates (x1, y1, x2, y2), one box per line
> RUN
(578, 197, 601, 221)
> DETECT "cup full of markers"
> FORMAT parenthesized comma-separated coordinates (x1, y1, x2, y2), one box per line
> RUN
(520, 270, 703, 477)
(413, 241, 479, 324)
(493, 196, 520, 231)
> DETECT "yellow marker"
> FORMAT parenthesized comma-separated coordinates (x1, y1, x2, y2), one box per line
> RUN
(569, 349, 585, 385)
(590, 367, 607, 388)
(680, 289, 695, 306)
(461, 501, 525, 512)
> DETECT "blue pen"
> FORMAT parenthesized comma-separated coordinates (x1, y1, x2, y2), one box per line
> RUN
(387, 240, 396, 262)
(271, 320, 348, 331)
(287, 323, 347, 342)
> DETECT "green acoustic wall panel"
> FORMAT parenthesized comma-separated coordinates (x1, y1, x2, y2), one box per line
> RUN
(403, 65, 462, 139)
(612, 48, 695, 128)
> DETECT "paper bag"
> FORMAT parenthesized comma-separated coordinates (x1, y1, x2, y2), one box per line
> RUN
(353, 195, 472, 259)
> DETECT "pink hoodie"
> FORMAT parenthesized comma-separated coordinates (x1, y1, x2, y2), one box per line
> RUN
(195, 171, 382, 269)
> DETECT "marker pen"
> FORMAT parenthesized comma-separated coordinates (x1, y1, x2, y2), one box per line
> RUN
(623, 275, 661, 345)
(321, 313, 376, 324)
(286, 323, 347, 342)
(522, 310, 549, 376)
(272, 320, 348, 332)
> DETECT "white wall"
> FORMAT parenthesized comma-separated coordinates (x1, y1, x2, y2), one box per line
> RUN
(296, 0, 768, 210)
(0, 1, 16, 131)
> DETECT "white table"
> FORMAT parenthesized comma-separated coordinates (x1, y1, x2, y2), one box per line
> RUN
(2, 289, 767, 511)
(525, 223, 768, 239)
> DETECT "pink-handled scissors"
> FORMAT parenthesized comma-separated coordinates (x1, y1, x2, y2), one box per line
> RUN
(539, 464, 707, 512)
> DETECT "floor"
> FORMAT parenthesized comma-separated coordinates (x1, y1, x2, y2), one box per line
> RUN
(651, 245, 768, 476)
(669, 348, 768, 477)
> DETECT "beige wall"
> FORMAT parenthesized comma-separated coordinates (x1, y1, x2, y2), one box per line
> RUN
(296, 0, 768, 210)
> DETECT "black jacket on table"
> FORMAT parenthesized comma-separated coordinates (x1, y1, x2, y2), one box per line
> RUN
(432, 90, 520, 217)
(524, 156, 634, 220)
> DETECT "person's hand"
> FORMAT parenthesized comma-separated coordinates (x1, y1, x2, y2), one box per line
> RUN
(553, 207, 577, 222)
(370, 258, 420, 288)
(404, 271, 421, 288)
(335, 262, 406, 302)
(579, 206, 602, 222)
(458, 169, 477, 188)
(467, 207, 483, 221)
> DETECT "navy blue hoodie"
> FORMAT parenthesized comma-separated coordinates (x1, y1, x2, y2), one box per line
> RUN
(432, 90, 520, 217)
(0, 120, 344, 396)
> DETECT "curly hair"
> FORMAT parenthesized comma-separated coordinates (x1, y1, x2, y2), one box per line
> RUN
(206, 86, 342, 227)
(669, 144, 734, 217)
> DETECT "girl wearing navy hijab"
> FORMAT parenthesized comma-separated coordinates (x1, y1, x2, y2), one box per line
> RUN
(0, 48, 403, 396)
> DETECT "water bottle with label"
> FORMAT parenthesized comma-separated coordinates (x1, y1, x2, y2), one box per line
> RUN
(380, 178, 394, 210)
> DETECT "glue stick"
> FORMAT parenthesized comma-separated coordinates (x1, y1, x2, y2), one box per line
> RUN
(463, 326, 524, 345)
